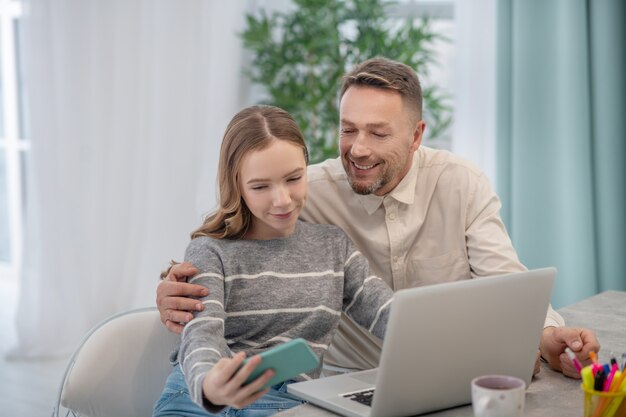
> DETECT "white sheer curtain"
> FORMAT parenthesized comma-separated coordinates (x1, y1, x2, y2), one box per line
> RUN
(10, 0, 249, 359)
(451, 0, 497, 184)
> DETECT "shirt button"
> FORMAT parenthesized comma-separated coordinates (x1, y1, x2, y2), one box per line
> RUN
(388, 213, 396, 220)
(393, 256, 399, 263)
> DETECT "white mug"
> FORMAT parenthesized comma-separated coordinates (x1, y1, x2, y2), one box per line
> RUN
(471, 374, 526, 417)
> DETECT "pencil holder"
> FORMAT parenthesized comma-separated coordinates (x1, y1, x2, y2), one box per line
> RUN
(582, 385, 626, 417)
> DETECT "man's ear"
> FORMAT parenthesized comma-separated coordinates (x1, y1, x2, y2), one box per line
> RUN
(411, 119, 426, 151)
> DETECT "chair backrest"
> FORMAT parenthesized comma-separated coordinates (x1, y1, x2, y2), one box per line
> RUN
(53, 307, 180, 417)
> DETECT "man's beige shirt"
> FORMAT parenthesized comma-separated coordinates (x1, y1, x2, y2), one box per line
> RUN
(300, 146, 564, 371)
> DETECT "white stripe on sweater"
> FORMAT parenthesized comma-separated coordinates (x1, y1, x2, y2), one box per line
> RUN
(189, 361, 216, 372)
(189, 272, 223, 283)
(224, 270, 342, 282)
(193, 373, 205, 403)
(183, 316, 224, 337)
(227, 305, 341, 318)
(202, 300, 224, 308)
(187, 347, 222, 359)
(369, 297, 393, 332)
(344, 250, 361, 266)
(226, 339, 257, 347)
(344, 276, 380, 313)
(227, 337, 328, 351)
(266, 336, 329, 350)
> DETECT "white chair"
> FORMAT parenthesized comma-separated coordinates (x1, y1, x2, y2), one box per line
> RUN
(53, 307, 180, 417)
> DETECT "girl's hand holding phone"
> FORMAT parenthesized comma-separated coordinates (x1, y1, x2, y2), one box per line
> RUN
(202, 351, 275, 409)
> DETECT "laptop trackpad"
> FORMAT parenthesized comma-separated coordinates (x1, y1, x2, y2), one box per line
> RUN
(349, 370, 377, 385)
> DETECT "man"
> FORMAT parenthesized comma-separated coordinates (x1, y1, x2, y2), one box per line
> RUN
(158, 57, 599, 379)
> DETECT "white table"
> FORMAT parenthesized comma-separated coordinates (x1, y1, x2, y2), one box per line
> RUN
(277, 291, 626, 416)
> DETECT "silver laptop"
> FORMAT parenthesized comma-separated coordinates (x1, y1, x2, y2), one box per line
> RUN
(288, 268, 556, 417)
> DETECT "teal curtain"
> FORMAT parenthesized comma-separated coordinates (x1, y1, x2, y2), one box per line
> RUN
(497, 0, 626, 308)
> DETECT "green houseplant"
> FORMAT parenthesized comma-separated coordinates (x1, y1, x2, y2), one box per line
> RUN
(242, 0, 451, 163)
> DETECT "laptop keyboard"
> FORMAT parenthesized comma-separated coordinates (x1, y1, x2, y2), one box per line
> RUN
(342, 388, 375, 407)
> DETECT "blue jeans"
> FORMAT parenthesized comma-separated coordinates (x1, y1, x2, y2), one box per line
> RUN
(153, 365, 306, 417)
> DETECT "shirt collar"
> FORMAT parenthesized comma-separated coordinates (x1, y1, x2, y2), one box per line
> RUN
(355, 152, 419, 215)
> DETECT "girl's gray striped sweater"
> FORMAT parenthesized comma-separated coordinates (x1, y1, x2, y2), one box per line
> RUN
(179, 220, 394, 412)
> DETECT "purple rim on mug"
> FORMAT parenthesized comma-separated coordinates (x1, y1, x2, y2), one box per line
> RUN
(472, 375, 526, 390)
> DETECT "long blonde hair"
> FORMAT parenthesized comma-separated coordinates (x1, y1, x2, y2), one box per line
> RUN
(192, 105, 308, 240)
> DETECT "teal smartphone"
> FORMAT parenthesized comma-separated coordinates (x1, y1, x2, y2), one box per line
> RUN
(242, 338, 320, 388)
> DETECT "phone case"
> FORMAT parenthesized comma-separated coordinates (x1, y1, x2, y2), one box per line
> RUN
(242, 338, 320, 388)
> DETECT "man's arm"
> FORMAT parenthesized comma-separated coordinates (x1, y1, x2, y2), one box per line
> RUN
(465, 173, 600, 379)
(156, 261, 207, 333)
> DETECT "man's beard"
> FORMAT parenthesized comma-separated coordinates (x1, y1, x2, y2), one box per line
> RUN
(346, 171, 387, 195)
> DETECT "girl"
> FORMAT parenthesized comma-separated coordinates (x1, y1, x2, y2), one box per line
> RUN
(153, 105, 394, 417)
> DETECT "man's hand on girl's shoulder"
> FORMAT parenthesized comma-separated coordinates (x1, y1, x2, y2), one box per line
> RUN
(156, 262, 207, 334)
